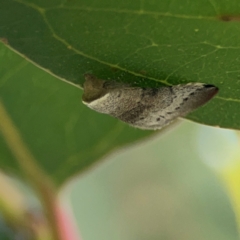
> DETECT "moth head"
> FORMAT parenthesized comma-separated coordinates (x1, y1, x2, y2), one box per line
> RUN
(82, 74, 107, 103)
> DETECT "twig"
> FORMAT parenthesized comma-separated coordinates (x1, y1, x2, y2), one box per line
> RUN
(0, 99, 61, 240)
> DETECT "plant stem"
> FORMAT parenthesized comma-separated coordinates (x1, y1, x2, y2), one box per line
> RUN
(0, 100, 61, 240)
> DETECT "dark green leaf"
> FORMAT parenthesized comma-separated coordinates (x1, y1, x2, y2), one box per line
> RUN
(0, 0, 239, 129)
(0, 43, 152, 185)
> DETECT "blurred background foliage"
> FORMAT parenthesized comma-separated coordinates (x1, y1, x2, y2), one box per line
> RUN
(61, 121, 240, 240)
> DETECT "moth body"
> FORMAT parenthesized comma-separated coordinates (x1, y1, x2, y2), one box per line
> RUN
(82, 74, 218, 130)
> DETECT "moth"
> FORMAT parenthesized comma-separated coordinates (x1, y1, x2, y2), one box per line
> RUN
(82, 74, 218, 130)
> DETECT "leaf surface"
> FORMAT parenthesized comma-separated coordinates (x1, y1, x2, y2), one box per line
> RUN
(1, 0, 239, 128)
(0, 43, 152, 185)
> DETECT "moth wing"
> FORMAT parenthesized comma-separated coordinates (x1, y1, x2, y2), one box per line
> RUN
(129, 83, 218, 130)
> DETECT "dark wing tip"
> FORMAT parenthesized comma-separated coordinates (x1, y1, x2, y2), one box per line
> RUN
(203, 84, 219, 99)
(203, 84, 218, 90)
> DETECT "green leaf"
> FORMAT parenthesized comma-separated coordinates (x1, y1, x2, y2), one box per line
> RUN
(0, 0, 240, 185)
(0, 0, 240, 129)
(0, 42, 152, 186)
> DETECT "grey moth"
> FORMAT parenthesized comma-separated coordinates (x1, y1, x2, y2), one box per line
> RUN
(82, 74, 218, 130)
